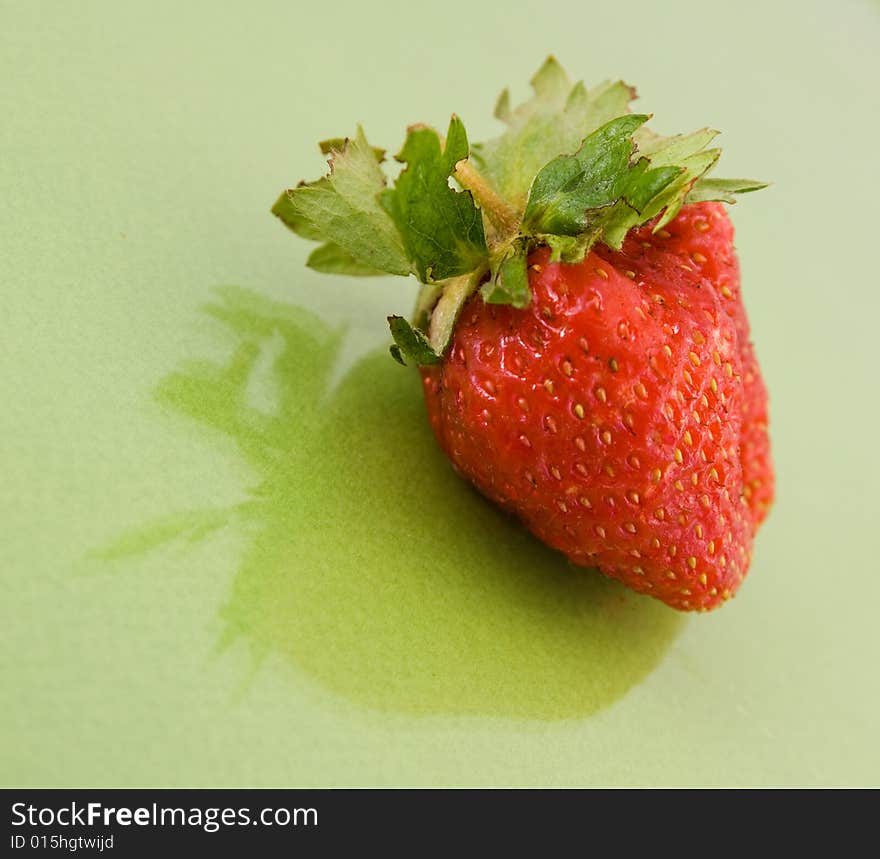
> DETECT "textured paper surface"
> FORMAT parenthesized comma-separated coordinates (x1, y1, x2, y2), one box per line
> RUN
(3, 0, 879, 786)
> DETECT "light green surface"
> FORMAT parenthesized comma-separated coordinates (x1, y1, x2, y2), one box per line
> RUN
(3, 0, 879, 787)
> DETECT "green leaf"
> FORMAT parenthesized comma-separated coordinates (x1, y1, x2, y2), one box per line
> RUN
(468, 59, 766, 267)
(481, 251, 531, 308)
(387, 316, 441, 366)
(306, 242, 386, 276)
(274, 58, 768, 335)
(271, 184, 327, 241)
(631, 128, 723, 230)
(513, 104, 766, 263)
(636, 127, 718, 163)
(319, 137, 386, 162)
(472, 57, 636, 211)
(380, 116, 488, 283)
(522, 115, 680, 239)
(687, 177, 769, 204)
(276, 127, 411, 277)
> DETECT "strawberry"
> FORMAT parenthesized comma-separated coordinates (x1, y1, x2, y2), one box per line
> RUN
(421, 202, 773, 610)
(273, 58, 773, 611)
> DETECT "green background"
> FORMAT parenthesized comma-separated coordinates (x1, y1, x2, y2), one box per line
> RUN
(3, 0, 879, 786)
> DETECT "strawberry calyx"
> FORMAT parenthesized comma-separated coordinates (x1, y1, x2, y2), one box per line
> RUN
(273, 57, 766, 365)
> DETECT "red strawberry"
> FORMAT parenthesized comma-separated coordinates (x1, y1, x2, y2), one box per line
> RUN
(420, 202, 773, 611)
(274, 58, 772, 611)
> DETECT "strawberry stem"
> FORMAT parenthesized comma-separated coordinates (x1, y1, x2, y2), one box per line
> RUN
(412, 282, 443, 329)
(453, 159, 519, 241)
(428, 269, 485, 353)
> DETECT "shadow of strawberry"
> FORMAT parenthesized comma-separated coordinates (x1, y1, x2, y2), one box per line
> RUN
(97, 286, 683, 719)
